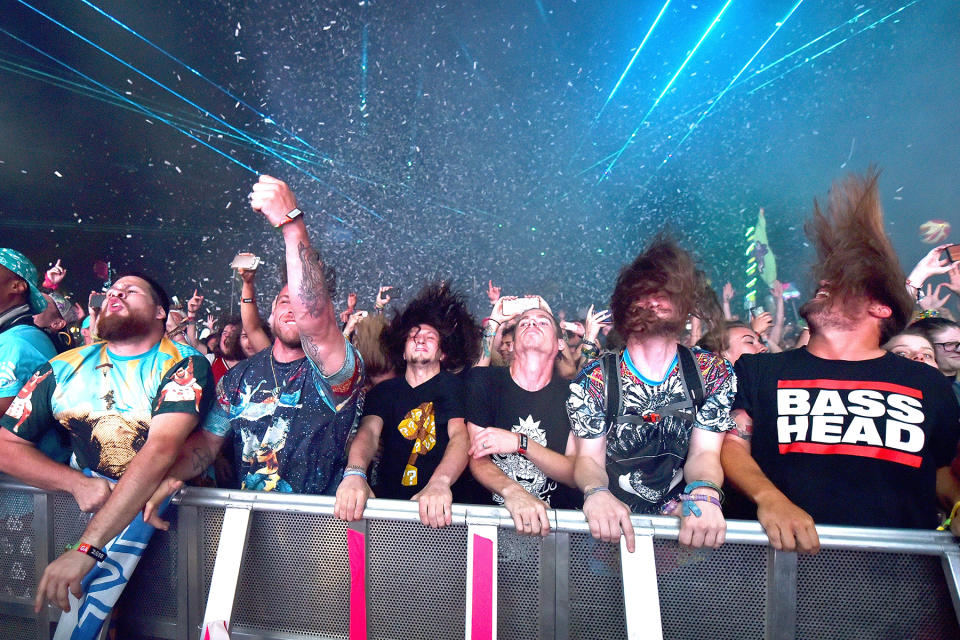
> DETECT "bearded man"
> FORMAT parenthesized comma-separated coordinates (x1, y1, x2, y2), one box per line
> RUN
(0, 273, 213, 639)
(568, 237, 736, 552)
(143, 175, 365, 512)
(720, 171, 960, 553)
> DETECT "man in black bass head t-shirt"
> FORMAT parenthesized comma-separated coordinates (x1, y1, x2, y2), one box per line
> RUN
(466, 304, 579, 537)
(334, 282, 480, 528)
(721, 170, 960, 553)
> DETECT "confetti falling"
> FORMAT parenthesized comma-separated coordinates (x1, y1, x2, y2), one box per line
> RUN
(0, 0, 955, 320)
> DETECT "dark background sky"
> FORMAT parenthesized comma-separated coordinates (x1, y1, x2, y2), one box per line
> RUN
(1, 0, 957, 319)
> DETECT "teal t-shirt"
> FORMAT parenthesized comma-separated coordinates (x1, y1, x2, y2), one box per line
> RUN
(0, 324, 56, 397)
(1, 337, 213, 479)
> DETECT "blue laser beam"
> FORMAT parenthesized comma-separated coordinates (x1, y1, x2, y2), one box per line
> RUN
(596, 0, 672, 123)
(596, 0, 733, 183)
(651, 0, 806, 175)
(567, 0, 672, 166)
(747, 0, 921, 96)
(0, 28, 259, 176)
(77, 0, 322, 158)
(15, 0, 384, 222)
(576, 4, 874, 179)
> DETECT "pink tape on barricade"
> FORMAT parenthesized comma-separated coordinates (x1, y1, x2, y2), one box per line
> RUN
(202, 620, 231, 640)
(348, 528, 368, 640)
(471, 532, 494, 640)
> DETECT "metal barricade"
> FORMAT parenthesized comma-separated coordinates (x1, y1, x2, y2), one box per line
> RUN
(0, 478, 958, 640)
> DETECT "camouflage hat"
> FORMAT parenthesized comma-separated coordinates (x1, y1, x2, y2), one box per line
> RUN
(0, 249, 47, 314)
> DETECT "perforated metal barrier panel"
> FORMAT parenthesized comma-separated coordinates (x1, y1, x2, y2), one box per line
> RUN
(1, 480, 957, 640)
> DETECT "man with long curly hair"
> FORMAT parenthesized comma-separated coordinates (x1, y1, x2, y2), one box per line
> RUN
(721, 170, 960, 553)
(568, 236, 736, 552)
(334, 282, 480, 528)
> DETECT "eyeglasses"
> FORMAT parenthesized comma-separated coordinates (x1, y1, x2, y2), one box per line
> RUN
(933, 341, 960, 352)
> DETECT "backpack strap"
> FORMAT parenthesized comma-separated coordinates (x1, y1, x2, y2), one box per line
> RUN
(676, 344, 705, 412)
(602, 351, 621, 434)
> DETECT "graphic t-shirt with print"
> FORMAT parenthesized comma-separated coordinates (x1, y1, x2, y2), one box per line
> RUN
(1, 337, 213, 479)
(566, 346, 736, 514)
(466, 366, 578, 509)
(733, 348, 960, 528)
(363, 371, 465, 499)
(202, 340, 364, 495)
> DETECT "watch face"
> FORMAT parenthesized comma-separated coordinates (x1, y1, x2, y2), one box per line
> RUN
(286, 208, 303, 219)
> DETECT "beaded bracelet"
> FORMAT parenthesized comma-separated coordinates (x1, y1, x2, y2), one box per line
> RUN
(684, 480, 725, 504)
(680, 493, 723, 517)
(343, 468, 368, 481)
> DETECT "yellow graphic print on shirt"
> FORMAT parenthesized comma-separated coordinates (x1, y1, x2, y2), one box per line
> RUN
(397, 402, 436, 486)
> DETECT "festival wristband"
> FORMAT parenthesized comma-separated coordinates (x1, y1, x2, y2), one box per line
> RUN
(241, 298, 255, 304)
(937, 501, 960, 531)
(66, 541, 106, 563)
(684, 480, 725, 504)
(516, 433, 528, 457)
(583, 486, 610, 500)
(275, 207, 304, 228)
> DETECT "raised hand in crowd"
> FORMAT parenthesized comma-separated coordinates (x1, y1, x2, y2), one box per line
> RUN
(919, 282, 951, 314)
(235, 255, 271, 352)
(766, 280, 786, 353)
(374, 286, 393, 313)
(750, 310, 774, 337)
(340, 292, 358, 325)
(945, 262, 960, 296)
(721, 281, 736, 320)
(43, 259, 67, 290)
(486, 279, 501, 305)
(475, 295, 522, 367)
(342, 310, 368, 340)
(907, 243, 955, 295)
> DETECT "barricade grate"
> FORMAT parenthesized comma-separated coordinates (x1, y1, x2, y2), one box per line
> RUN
(569, 532, 626, 640)
(367, 520, 468, 640)
(200, 506, 224, 600)
(0, 613, 35, 639)
(0, 490, 36, 601)
(230, 510, 350, 637)
(655, 540, 766, 640)
(797, 548, 960, 640)
(52, 493, 92, 558)
(124, 507, 179, 622)
(497, 529, 542, 640)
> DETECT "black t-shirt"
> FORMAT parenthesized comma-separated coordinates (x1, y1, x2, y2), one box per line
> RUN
(363, 371, 465, 500)
(466, 366, 578, 509)
(733, 348, 960, 529)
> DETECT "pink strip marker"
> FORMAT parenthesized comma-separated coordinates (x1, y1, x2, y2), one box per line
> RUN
(348, 528, 368, 640)
(471, 533, 494, 640)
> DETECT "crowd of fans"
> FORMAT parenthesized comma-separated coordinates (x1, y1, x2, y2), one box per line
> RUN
(0, 170, 958, 636)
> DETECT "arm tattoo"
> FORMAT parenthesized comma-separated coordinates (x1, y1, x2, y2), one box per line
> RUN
(733, 419, 753, 441)
(190, 446, 214, 475)
(481, 332, 493, 360)
(296, 241, 330, 319)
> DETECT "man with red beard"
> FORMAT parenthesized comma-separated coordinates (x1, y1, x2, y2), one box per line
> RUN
(721, 172, 960, 553)
(143, 175, 364, 507)
(568, 237, 736, 552)
(0, 273, 213, 638)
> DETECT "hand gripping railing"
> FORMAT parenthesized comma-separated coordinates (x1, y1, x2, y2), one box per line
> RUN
(0, 478, 958, 640)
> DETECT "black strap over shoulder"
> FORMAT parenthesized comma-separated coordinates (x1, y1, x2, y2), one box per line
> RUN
(676, 344, 705, 411)
(602, 351, 620, 432)
(0, 309, 34, 334)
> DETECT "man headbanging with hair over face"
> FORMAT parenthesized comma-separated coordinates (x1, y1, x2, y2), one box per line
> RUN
(568, 234, 737, 552)
(721, 169, 960, 554)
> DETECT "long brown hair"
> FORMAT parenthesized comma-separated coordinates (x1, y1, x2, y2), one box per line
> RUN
(802, 169, 914, 344)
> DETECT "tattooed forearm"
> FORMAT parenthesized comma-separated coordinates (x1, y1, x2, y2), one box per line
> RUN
(300, 335, 327, 375)
(481, 332, 493, 360)
(190, 447, 214, 476)
(296, 241, 330, 318)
